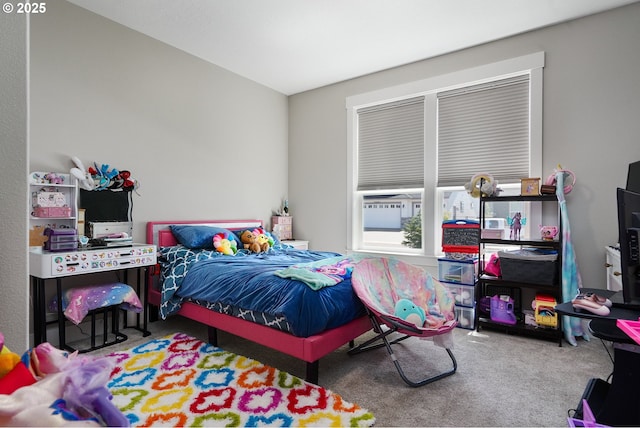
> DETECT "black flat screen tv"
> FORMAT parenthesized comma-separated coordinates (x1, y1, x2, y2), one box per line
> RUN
(613, 187, 640, 309)
(627, 160, 640, 194)
(79, 189, 132, 223)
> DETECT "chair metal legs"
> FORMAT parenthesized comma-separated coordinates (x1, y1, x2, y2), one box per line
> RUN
(348, 313, 457, 387)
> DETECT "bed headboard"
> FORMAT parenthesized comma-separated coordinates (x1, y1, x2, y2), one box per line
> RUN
(146, 219, 264, 248)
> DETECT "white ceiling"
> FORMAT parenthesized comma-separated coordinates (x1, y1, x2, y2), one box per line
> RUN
(67, 0, 638, 95)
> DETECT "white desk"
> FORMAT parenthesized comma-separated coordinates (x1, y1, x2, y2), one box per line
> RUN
(29, 244, 156, 351)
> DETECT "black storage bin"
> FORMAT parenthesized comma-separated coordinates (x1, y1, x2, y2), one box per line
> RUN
(498, 249, 558, 285)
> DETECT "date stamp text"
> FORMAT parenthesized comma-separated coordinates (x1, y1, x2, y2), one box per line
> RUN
(3, 2, 47, 14)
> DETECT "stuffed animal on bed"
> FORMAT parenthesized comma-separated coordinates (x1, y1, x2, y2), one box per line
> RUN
(240, 229, 267, 253)
(252, 228, 272, 252)
(213, 232, 237, 255)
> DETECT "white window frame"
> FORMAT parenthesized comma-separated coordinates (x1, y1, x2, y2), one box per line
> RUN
(346, 52, 544, 266)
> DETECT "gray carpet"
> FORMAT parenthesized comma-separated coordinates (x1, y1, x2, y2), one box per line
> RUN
(90, 316, 613, 427)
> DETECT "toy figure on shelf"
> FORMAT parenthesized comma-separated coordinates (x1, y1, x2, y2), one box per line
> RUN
(508, 212, 526, 240)
(539, 225, 559, 241)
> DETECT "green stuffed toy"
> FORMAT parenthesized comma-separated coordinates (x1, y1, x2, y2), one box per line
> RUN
(394, 299, 426, 328)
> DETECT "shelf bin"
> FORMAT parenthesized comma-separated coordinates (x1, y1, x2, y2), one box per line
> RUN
(454, 306, 476, 330)
(498, 249, 558, 285)
(438, 258, 478, 286)
(443, 282, 475, 307)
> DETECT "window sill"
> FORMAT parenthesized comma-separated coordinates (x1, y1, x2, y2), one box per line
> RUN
(346, 249, 440, 271)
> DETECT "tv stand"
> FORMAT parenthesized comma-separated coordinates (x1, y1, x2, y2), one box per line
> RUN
(580, 320, 640, 426)
(610, 289, 640, 310)
(556, 289, 640, 426)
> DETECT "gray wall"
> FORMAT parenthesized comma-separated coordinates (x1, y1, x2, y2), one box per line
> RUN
(13, 0, 288, 346)
(29, 1, 289, 243)
(0, 13, 29, 350)
(289, 2, 640, 287)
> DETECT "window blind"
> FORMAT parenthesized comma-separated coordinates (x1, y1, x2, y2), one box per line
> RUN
(437, 74, 530, 187)
(357, 96, 425, 191)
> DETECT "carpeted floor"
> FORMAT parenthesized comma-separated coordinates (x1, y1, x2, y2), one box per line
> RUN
(89, 316, 614, 427)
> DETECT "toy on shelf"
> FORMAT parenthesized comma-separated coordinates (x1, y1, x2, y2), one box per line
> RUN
(464, 173, 501, 198)
(70, 156, 139, 193)
(545, 164, 576, 195)
(539, 225, 559, 241)
(508, 212, 526, 240)
(490, 295, 517, 325)
(533, 294, 558, 328)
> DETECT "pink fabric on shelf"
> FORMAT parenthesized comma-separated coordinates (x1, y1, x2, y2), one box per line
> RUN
(50, 283, 142, 325)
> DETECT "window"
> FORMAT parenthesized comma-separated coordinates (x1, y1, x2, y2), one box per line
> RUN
(347, 53, 544, 260)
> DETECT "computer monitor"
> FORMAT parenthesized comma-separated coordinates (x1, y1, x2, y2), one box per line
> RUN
(627, 160, 640, 194)
(612, 187, 640, 309)
(79, 189, 132, 223)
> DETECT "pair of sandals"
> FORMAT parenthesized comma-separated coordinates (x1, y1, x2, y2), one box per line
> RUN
(572, 291, 612, 316)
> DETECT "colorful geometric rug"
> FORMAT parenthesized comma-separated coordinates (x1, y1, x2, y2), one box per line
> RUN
(104, 332, 376, 427)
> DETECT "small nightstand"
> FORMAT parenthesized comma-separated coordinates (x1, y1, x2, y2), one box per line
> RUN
(282, 240, 309, 250)
(272, 216, 293, 240)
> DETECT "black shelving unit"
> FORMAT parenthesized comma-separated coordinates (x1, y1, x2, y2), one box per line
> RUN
(476, 193, 563, 345)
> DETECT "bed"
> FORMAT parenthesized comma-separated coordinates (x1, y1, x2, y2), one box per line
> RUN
(145, 219, 372, 384)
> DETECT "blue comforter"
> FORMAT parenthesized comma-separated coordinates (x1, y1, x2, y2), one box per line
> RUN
(158, 245, 366, 337)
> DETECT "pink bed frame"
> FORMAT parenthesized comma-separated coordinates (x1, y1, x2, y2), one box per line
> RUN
(145, 220, 371, 384)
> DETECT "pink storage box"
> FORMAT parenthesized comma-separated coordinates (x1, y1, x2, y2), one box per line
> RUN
(34, 206, 72, 218)
(36, 191, 66, 207)
(481, 229, 504, 239)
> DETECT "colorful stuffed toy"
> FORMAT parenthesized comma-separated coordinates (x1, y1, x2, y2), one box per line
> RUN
(0, 332, 36, 395)
(394, 299, 426, 328)
(240, 230, 263, 253)
(70, 156, 95, 191)
(70, 157, 138, 193)
(252, 228, 272, 252)
(213, 232, 237, 255)
(0, 333, 22, 378)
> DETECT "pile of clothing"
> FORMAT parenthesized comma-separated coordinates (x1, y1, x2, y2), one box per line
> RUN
(0, 332, 127, 427)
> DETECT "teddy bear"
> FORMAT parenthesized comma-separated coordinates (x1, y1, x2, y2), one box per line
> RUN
(252, 228, 272, 252)
(240, 230, 264, 253)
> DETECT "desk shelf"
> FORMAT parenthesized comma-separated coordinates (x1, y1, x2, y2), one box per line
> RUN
(29, 171, 78, 247)
(30, 244, 156, 352)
